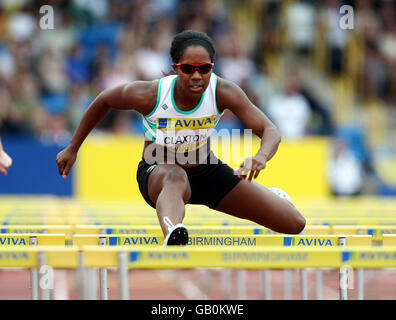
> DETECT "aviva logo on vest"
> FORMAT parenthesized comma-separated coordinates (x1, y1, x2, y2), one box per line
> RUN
(283, 237, 334, 247)
(157, 116, 215, 131)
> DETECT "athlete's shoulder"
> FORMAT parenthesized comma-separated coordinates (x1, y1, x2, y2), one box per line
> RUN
(216, 76, 242, 95)
(215, 76, 245, 111)
(123, 80, 159, 101)
(121, 80, 160, 115)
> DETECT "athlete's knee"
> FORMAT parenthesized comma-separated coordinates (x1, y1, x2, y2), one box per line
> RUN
(160, 166, 191, 202)
(287, 210, 306, 234)
(163, 166, 188, 185)
(148, 165, 190, 202)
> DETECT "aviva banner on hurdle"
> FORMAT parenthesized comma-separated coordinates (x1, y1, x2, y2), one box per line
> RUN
(1, 247, 396, 269)
(82, 247, 396, 269)
(72, 234, 371, 247)
(82, 246, 343, 269)
(0, 249, 37, 268)
(341, 248, 396, 268)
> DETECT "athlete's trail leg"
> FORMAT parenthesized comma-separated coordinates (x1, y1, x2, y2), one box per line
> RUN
(215, 180, 305, 234)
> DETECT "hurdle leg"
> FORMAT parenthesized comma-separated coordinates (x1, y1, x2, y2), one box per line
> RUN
(339, 267, 348, 300)
(99, 237, 108, 300)
(338, 237, 348, 300)
(80, 250, 97, 301)
(237, 269, 246, 300)
(30, 267, 39, 300)
(301, 269, 308, 300)
(29, 236, 39, 300)
(316, 269, 323, 300)
(118, 251, 129, 300)
(78, 251, 88, 299)
(221, 269, 232, 299)
(99, 268, 108, 300)
(357, 269, 364, 300)
(38, 251, 51, 300)
(87, 268, 98, 300)
(283, 269, 292, 300)
(260, 269, 271, 300)
(201, 269, 213, 296)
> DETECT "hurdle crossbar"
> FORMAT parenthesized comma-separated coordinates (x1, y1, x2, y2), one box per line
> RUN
(0, 234, 65, 246)
(72, 234, 372, 247)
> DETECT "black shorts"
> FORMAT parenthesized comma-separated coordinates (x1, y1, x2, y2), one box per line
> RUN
(136, 152, 242, 210)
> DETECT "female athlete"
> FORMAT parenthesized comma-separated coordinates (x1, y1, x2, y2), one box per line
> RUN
(56, 30, 306, 245)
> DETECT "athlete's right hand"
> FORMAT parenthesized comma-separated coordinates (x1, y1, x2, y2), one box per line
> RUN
(56, 147, 77, 179)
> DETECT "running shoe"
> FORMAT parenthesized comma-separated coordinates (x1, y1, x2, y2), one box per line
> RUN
(268, 187, 293, 204)
(162, 217, 189, 247)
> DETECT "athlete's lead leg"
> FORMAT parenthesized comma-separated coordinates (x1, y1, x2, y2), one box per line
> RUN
(147, 164, 192, 239)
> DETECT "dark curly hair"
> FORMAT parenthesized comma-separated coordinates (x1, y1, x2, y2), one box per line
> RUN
(170, 30, 216, 63)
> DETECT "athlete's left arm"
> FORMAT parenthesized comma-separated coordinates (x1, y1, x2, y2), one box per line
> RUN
(216, 77, 281, 181)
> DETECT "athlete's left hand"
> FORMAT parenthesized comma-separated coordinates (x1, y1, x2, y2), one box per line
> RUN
(0, 149, 12, 176)
(235, 154, 267, 182)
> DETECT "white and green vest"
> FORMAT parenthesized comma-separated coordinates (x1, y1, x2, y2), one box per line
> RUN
(142, 73, 224, 153)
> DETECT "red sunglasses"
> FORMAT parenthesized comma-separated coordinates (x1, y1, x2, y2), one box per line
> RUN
(175, 62, 214, 74)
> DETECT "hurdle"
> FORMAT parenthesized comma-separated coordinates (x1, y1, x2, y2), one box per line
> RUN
(73, 224, 333, 237)
(3, 194, 396, 301)
(74, 225, 281, 236)
(383, 235, 396, 246)
(0, 217, 68, 225)
(306, 217, 396, 226)
(361, 226, 396, 242)
(331, 226, 396, 242)
(0, 234, 65, 246)
(0, 234, 64, 299)
(71, 234, 371, 300)
(1, 246, 396, 300)
(0, 225, 73, 242)
(71, 215, 261, 226)
(89, 247, 394, 299)
(332, 226, 365, 235)
(72, 234, 372, 247)
(270, 235, 371, 301)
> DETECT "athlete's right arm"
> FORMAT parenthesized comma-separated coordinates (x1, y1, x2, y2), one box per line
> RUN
(56, 81, 158, 179)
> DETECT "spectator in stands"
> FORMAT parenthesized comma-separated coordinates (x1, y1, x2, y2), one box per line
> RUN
(7, 67, 43, 135)
(285, 0, 316, 56)
(135, 35, 170, 80)
(327, 139, 364, 197)
(379, 21, 396, 104)
(6, 4, 36, 43)
(40, 113, 71, 146)
(0, 45, 15, 80)
(248, 62, 275, 112)
(217, 31, 255, 87)
(319, 0, 350, 74)
(355, 0, 387, 100)
(266, 68, 312, 140)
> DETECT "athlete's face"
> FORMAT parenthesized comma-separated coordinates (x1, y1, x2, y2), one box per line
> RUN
(173, 45, 212, 96)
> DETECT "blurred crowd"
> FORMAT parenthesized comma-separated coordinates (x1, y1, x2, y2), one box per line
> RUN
(0, 0, 395, 194)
